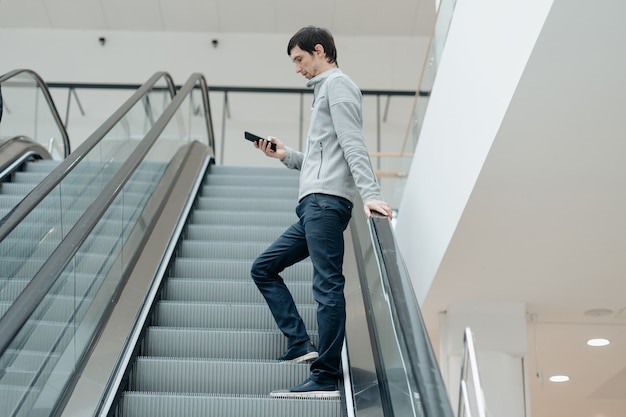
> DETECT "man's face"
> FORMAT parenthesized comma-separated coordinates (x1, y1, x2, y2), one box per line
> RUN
(290, 45, 325, 80)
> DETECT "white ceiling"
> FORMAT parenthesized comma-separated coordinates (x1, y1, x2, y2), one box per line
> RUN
(0, 0, 435, 37)
(3, 0, 623, 416)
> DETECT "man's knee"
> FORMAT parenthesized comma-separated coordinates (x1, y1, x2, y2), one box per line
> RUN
(251, 254, 274, 283)
(250, 257, 264, 282)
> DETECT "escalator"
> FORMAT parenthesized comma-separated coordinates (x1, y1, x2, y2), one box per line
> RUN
(0, 160, 166, 413)
(116, 164, 342, 417)
(0, 68, 454, 417)
(0, 156, 165, 315)
(0, 69, 180, 416)
(0, 157, 58, 221)
(99, 159, 454, 417)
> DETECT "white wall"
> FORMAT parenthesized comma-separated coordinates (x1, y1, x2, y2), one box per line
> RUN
(1, 28, 427, 202)
(1, 28, 426, 89)
(394, 0, 554, 303)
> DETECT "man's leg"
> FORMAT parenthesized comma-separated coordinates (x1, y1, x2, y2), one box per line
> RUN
(302, 194, 353, 385)
(251, 220, 311, 350)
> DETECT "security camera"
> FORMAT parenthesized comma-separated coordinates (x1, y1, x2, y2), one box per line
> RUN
(211, 39, 218, 48)
(99, 37, 106, 46)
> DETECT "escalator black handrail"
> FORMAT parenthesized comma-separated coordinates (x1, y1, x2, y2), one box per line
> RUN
(0, 68, 71, 157)
(369, 215, 455, 417)
(0, 72, 212, 365)
(0, 71, 176, 240)
(198, 74, 216, 151)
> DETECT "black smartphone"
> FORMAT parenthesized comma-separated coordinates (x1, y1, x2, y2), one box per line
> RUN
(244, 131, 276, 151)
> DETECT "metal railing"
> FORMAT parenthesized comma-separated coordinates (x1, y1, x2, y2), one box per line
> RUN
(458, 327, 488, 417)
(0, 69, 71, 157)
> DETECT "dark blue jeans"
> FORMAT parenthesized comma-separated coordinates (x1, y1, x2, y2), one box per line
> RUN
(251, 193, 353, 384)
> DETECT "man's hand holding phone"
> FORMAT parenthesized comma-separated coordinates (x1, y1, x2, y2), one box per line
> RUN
(244, 131, 285, 160)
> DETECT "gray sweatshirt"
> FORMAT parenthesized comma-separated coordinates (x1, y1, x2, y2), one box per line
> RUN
(281, 68, 383, 205)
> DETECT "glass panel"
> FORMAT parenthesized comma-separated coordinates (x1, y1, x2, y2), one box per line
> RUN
(366, 257, 423, 415)
(0, 72, 67, 159)
(350, 208, 425, 417)
(0, 76, 206, 416)
(0, 78, 173, 321)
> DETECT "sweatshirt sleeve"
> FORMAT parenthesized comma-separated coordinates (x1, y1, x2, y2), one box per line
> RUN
(281, 146, 304, 170)
(328, 77, 384, 203)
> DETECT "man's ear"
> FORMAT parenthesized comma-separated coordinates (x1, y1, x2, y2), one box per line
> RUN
(313, 44, 325, 57)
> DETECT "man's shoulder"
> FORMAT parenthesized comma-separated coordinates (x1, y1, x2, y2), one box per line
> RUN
(326, 69, 354, 84)
(326, 72, 360, 103)
(319, 68, 353, 87)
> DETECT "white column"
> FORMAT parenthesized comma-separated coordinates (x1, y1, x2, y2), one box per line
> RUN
(439, 302, 529, 417)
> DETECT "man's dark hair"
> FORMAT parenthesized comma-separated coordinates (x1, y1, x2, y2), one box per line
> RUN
(287, 26, 338, 65)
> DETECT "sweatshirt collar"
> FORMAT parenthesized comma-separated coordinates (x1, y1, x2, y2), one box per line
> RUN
(306, 67, 342, 88)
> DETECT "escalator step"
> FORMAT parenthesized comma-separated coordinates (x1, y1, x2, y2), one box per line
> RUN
(5, 321, 67, 354)
(195, 196, 295, 212)
(184, 224, 286, 242)
(201, 185, 298, 200)
(121, 391, 341, 417)
(142, 327, 318, 360)
(1, 350, 60, 374)
(130, 357, 309, 396)
(190, 210, 297, 227)
(203, 174, 298, 188)
(23, 160, 60, 172)
(0, 386, 41, 417)
(171, 259, 312, 282)
(0, 274, 94, 300)
(0, 253, 111, 280)
(163, 278, 314, 304)
(207, 165, 296, 177)
(152, 301, 317, 331)
(178, 241, 277, 260)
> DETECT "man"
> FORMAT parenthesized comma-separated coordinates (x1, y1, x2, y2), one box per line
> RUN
(250, 26, 393, 398)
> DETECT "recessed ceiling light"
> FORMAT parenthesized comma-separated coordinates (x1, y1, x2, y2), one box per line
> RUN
(587, 338, 610, 347)
(549, 375, 570, 383)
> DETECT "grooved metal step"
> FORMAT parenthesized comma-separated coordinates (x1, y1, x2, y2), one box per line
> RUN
(201, 185, 298, 200)
(142, 328, 318, 360)
(152, 301, 317, 330)
(162, 278, 315, 304)
(121, 392, 341, 417)
(203, 174, 298, 188)
(132, 357, 309, 395)
(190, 209, 298, 227)
(171, 259, 313, 281)
(184, 224, 286, 242)
(178, 240, 278, 260)
(196, 196, 296, 212)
